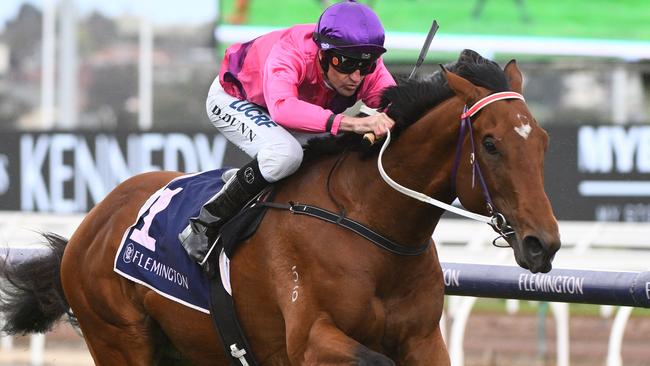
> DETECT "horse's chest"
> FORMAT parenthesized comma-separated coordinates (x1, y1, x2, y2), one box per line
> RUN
(354, 297, 389, 345)
(381, 274, 446, 345)
(345, 293, 442, 356)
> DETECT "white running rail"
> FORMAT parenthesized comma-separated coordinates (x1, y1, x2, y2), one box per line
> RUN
(435, 218, 650, 366)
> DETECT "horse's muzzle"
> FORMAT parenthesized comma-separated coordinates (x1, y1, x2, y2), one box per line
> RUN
(521, 235, 558, 273)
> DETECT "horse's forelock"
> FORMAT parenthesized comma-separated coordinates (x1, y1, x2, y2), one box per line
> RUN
(457, 49, 484, 64)
(453, 59, 510, 93)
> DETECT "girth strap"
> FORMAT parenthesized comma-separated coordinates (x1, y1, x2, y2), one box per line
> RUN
(257, 201, 431, 256)
(208, 267, 258, 366)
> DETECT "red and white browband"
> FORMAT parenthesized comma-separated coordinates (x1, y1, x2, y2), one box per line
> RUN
(460, 91, 525, 119)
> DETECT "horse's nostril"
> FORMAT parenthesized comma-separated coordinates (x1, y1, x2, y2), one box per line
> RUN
(523, 236, 544, 257)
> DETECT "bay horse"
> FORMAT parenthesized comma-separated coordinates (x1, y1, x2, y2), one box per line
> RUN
(0, 50, 560, 365)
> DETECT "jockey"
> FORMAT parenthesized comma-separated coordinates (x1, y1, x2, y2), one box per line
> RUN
(179, 0, 396, 254)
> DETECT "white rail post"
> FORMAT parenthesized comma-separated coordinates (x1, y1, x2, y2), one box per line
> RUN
(505, 299, 519, 314)
(600, 305, 615, 318)
(550, 302, 570, 366)
(30, 333, 46, 366)
(449, 296, 478, 366)
(607, 306, 633, 366)
(439, 309, 448, 345)
(1, 333, 12, 350)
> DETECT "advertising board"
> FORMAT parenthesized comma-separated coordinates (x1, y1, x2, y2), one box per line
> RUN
(545, 125, 650, 222)
(1, 126, 650, 222)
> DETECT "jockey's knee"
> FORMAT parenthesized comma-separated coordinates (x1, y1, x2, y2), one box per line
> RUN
(257, 140, 303, 183)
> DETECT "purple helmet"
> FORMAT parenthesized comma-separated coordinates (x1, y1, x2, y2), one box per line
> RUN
(313, 0, 386, 59)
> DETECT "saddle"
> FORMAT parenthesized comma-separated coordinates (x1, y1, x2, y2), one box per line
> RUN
(202, 188, 273, 275)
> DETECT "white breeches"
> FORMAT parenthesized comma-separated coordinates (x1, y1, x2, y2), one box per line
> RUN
(206, 77, 327, 183)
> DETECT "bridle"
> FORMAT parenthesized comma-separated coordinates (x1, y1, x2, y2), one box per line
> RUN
(452, 92, 525, 246)
(377, 91, 526, 247)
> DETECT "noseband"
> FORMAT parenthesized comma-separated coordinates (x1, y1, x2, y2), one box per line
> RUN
(377, 91, 525, 247)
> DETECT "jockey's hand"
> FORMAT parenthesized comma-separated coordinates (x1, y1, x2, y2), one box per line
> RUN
(339, 113, 395, 138)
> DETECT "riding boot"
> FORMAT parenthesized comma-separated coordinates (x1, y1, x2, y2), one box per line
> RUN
(179, 160, 269, 263)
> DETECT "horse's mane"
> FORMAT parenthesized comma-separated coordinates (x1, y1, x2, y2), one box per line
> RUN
(304, 49, 511, 160)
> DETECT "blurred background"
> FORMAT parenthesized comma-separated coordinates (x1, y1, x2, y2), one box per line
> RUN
(1, 1, 650, 365)
(0, 0, 649, 220)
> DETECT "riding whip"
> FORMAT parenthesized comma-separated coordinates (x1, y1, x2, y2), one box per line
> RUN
(408, 20, 439, 80)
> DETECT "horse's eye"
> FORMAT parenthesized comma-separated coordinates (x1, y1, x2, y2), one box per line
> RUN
(483, 137, 498, 155)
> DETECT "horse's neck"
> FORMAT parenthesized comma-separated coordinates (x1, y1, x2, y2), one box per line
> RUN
(340, 98, 463, 246)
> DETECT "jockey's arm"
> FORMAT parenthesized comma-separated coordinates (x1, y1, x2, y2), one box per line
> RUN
(263, 44, 395, 137)
(339, 112, 394, 138)
(263, 45, 345, 135)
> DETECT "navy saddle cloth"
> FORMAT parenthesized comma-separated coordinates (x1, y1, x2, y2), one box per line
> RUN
(113, 169, 230, 313)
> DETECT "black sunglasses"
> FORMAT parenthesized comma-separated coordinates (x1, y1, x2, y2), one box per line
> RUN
(326, 51, 378, 76)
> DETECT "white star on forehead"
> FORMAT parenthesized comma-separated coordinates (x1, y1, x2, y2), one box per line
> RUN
(514, 113, 533, 139)
(514, 123, 532, 139)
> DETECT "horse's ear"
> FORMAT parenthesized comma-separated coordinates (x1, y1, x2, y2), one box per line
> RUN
(440, 65, 481, 104)
(504, 59, 523, 94)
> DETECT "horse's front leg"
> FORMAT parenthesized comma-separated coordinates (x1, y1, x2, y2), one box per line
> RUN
(396, 324, 450, 366)
(288, 313, 395, 365)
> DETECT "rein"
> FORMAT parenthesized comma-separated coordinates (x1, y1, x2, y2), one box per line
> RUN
(377, 91, 525, 246)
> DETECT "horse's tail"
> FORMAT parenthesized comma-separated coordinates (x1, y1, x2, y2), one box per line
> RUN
(0, 233, 76, 335)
